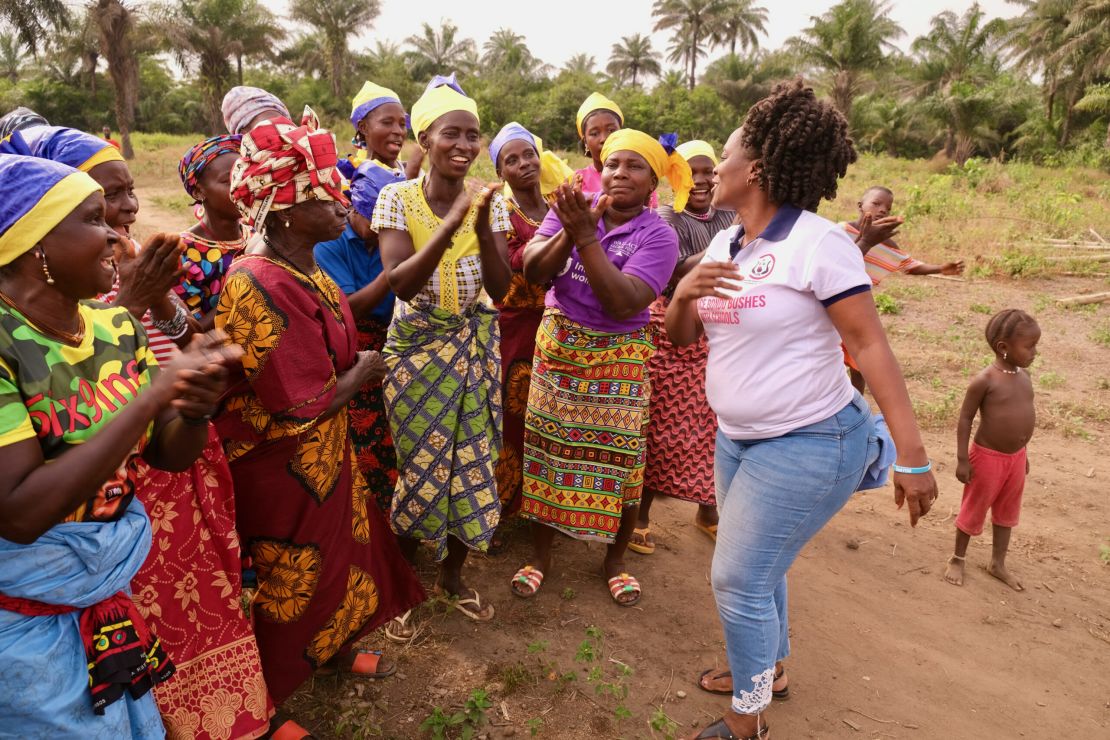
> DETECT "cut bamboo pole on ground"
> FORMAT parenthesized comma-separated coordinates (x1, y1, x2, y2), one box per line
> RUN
(1045, 253, 1110, 263)
(1056, 291, 1110, 307)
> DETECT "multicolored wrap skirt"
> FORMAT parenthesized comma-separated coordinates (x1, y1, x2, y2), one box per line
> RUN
(520, 308, 654, 543)
(383, 299, 503, 560)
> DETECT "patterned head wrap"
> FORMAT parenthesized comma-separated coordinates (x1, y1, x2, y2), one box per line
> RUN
(0, 125, 124, 172)
(488, 121, 575, 198)
(410, 73, 478, 136)
(179, 134, 242, 202)
(676, 140, 718, 166)
(349, 160, 405, 221)
(0, 107, 49, 139)
(351, 80, 402, 128)
(600, 129, 694, 212)
(0, 154, 102, 267)
(575, 92, 623, 138)
(221, 86, 291, 135)
(229, 107, 349, 230)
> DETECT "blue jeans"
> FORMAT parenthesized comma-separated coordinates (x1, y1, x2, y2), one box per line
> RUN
(711, 394, 875, 715)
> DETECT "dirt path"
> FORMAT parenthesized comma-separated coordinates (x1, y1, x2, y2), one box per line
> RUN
(281, 274, 1110, 739)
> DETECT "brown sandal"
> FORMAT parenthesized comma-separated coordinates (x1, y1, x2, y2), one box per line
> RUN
(693, 718, 769, 739)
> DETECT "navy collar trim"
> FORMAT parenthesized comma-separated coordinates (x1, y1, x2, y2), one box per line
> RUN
(729, 204, 804, 258)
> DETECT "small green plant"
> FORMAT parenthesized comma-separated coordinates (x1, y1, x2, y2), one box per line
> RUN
(1100, 541, 1110, 564)
(970, 303, 992, 315)
(527, 640, 549, 654)
(1037, 371, 1065, 390)
(420, 689, 492, 739)
(575, 626, 635, 725)
(526, 717, 544, 737)
(560, 587, 576, 601)
(649, 705, 679, 739)
(1092, 322, 1110, 347)
(874, 293, 901, 315)
(500, 662, 536, 694)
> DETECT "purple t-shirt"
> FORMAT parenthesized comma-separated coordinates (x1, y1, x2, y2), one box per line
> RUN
(536, 194, 679, 333)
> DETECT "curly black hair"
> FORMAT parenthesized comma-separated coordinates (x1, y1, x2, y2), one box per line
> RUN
(740, 78, 857, 212)
(985, 308, 1038, 352)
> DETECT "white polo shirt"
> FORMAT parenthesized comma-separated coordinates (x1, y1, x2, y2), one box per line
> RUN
(698, 206, 871, 440)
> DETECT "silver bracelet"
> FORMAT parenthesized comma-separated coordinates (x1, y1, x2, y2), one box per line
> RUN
(152, 302, 189, 339)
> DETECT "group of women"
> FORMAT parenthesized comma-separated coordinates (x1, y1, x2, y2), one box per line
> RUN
(0, 74, 938, 740)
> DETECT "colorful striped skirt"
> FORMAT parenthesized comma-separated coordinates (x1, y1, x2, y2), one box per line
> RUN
(520, 309, 654, 543)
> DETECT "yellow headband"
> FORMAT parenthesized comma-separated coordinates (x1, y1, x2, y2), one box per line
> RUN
(0, 171, 102, 267)
(600, 129, 694, 212)
(576, 92, 623, 138)
(77, 144, 125, 173)
(676, 140, 718, 166)
(411, 84, 478, 136)
(351, 80, 402, 126)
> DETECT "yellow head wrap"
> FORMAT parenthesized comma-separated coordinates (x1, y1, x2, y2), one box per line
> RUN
(575, 92, 623, 138)
(410, 74, 479, 137)
(600, 129, 694, 212)
(676, 140, 718, 166)
(0, 155, 102, 267)
(350, 81, 402, 127)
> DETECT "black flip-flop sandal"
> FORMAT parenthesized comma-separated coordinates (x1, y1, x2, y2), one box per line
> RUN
(698, 667, 733, 696)
(772, 665, 789, 700)
(694, 718, 770, 739)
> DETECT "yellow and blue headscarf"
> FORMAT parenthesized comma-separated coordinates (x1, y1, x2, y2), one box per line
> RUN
(0, 124, 124, 172)
(351, 81, 403, 128)
(488, 122, 575, 199)
(0, 154, 102, 267)
(410, 73, 478, 136)
(676, 140, 718, 166)
(600, 130, 694, 212)
(575, 92, 623, 139)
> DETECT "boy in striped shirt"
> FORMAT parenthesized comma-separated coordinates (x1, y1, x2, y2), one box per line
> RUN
(840, 186, 965, 390)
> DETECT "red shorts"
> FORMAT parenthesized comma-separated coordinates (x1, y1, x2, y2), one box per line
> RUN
(955, 442, 1026, 536)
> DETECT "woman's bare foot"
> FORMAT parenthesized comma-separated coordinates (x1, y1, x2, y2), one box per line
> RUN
(944, 555, 965, 586)
(699, 668, 732, 693)
(988, 560, 1023, 591)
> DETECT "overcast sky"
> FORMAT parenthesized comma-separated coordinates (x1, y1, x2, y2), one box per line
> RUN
(121, 0, 1022, 71)
(355, 0, 1020, 68)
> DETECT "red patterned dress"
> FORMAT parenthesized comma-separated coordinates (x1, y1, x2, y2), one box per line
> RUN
(644, 206, 735, 505)
(493, 203, 547, 516)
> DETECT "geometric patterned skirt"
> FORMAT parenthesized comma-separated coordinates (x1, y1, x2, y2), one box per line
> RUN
(520, 308, 654, 543)
(348, 316, 398, 515)
(644, 295, 717, 505)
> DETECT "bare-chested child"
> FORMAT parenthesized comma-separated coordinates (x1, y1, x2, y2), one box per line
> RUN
(945, 309, 1040, 591)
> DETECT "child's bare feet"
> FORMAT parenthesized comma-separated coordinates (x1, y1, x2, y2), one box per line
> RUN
(944, 555, 965, 586)
(988, 560, 1023, 591)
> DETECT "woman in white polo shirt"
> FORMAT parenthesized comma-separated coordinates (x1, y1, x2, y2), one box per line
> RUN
(667, 80, 938, 740)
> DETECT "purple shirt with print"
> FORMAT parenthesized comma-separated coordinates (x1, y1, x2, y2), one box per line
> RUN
(536, 194, 678, 333)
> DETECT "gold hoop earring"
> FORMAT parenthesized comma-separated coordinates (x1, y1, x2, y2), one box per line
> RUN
(39, 251, 55, 285)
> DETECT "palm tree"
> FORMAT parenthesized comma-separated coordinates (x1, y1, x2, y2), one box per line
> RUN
(711, 0, 768, 57)
(226, 0, 284, 86)
(405, 20, 477, 78)
(606, 33, 661, 88)
(482, 28, 533, 70)
(1007, 0, 1074, 122)
(912, 5, 1008, 159)
(561, 53, 597, 76)
(0, 0, 69, 55)
(788, 0, 904, 120)
(1074, 82, 1110, 148)
(158, 0, 241, 133)
(288, 0, 379, 99)
(0, 32, 24, 82)
(92, 1, 140, 159)
(652, 0, 726, 89)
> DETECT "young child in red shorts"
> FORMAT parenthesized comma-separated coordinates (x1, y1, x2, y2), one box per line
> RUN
(945, 309, 1040, 591)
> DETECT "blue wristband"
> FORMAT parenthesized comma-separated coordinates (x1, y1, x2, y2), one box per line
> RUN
(893, 461, 932, 475)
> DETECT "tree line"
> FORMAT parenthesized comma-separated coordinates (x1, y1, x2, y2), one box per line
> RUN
(0, 0, 1108, 167)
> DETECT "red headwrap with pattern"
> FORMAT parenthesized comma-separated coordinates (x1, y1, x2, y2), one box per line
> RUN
(229, 107, 349, 230)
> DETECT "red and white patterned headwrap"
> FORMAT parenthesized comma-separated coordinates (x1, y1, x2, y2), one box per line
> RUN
(229, 106, 349, 230)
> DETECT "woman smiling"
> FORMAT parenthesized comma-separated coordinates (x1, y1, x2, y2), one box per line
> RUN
(373, 75, 510, 622)
(512, 130, 689, 606)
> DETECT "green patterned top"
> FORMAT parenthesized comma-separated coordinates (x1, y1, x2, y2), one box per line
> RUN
(0, 300, 159, 523)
